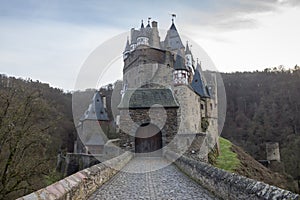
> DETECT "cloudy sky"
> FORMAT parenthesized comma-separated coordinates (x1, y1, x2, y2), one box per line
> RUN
(0, 0, 299, 90)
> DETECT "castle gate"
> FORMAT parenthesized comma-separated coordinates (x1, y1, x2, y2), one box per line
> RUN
(135, 124, 162, 154)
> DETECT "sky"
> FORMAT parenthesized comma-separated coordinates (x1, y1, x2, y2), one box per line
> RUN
(0, 0, 299, 90)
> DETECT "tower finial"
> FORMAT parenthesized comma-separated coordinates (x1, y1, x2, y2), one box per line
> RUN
(171, 13, 176, 23)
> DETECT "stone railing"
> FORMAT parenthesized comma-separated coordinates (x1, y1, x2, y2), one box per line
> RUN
(17, 151, 133, 200)
(164, 150, 299, 200)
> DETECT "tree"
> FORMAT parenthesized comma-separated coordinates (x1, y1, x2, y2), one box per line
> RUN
(0, 78, 56, 199)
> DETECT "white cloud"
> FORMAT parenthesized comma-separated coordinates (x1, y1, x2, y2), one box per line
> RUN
(0, 1, 299, 90)
(186, 6, 300, 72)
(0, 18, 124, 90)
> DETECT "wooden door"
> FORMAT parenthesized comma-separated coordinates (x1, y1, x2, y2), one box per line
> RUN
(135, 124, 162, 154)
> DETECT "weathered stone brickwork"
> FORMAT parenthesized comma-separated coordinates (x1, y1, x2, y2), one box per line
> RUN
(17, 152, 133, 200)
(164, 150, 299, 200)
(119, 108, 178, 150)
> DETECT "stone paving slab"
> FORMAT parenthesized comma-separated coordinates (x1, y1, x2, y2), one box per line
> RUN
(88, 157, 219, 200)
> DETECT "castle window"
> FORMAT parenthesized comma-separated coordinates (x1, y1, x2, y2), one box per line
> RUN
(201, 104, 204, 110)
(210, 103, 213, 110)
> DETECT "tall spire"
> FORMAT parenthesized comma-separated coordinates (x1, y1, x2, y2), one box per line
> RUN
(141, 19, 144, 29)
(124, 37, 130, 52)
(190, 60, 210, 98)
(164, 14, 184, 51)
(146, 17, 151, 28)
(185, 41, 192, 55)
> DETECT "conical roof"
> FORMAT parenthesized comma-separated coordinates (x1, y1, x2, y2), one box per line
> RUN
(164, 22, 184, 51)
(80, 92, 109, 121)
(124, 38, 130, 52)
(191, 62, 210, 98)
(141, 20, 144, 29)
(185, 42, 192, 55)
(174, 50, 188, 71)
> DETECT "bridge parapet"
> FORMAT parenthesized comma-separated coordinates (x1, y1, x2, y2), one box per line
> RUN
(17, 152, 133, 200)
(164, 150, 299, 200)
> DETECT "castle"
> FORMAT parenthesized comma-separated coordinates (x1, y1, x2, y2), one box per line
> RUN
(75, 17, 219, 162)
(117, 18, 219, 161)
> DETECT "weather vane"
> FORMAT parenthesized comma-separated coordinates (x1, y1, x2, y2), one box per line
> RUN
(171, 13, 176, 23)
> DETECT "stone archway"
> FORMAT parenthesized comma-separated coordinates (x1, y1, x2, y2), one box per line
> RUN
(135, 123, 162, 154)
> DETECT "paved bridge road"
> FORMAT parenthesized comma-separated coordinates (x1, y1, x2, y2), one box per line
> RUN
(88, 157, 219, 200)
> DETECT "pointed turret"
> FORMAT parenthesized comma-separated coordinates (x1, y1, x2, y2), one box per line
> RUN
(164, 16, 184, 51)
(185, 41, 194, 74)
(123, 37, 130, 60)
(185, 41, 192, 55)
(80, 92, 109, 121)
(191, 61, 210, 98)
(146, 17, 151, 28)
(140, 20, 144, 29)
(173, 50, 189, 85)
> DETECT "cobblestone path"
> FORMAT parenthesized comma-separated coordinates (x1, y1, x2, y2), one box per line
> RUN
(88, 157, 219, 200)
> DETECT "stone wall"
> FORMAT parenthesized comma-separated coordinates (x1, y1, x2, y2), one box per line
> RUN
(17, 152, 133, 200)
(119, 108, 178, 150)
(174, 85, 202, 134)
(266, 142, 281, 162)
(164, 150, 299, 200)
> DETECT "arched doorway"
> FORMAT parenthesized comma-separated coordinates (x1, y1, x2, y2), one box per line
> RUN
(135, 123, 162, 154)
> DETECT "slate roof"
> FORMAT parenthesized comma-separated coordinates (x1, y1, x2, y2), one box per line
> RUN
(118, 88, 179, 109)
(164, 22, 184, 51)
(80, 92, 109, 121)
(141, 20, 145, 29)
(124, 38, 130, 53)
(191, 63, 211, 98)
(185, 42, 192, 55)
(174, 50, 188, 71)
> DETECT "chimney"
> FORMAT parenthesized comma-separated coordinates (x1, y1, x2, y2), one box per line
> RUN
(151, 21, 158, 28)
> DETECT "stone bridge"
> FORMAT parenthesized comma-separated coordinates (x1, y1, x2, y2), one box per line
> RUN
(17, 151, 299, 200)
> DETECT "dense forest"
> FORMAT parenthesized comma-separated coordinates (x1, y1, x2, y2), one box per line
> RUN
(0, 75, 75, 199)
(0, 66, 299, 198)
(221, 66, 300, 185)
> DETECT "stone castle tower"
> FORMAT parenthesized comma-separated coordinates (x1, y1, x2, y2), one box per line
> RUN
(118, 18, 218, 161)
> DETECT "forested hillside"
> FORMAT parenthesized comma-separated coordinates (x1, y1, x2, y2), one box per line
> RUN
(1, 66, 299, 198)
(221, 66, 300, 185)
(0, 75, 75, 199)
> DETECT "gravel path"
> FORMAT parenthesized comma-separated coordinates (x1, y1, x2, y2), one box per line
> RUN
(88, 157, 219, 200)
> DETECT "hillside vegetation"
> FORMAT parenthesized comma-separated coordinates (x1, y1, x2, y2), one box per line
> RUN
(213, 137, 297, 192)
(0, 75, 75, 199)
(221, 66, 300, 192)
(215, 137, 240, 172)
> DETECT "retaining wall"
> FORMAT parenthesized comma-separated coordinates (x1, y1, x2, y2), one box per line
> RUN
(17, 152, 133, 200)
(164, 150, 299, 200)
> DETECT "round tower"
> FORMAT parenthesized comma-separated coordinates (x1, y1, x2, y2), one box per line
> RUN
(123, 37, 130, 60)
(173, 50, 189, 85)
